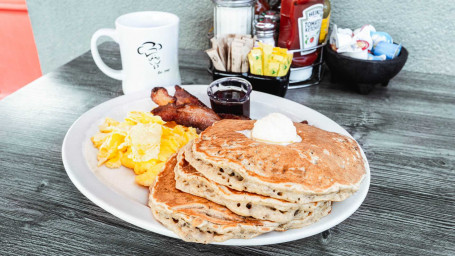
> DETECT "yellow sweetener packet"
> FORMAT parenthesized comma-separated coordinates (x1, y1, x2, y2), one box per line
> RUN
(277, 65, 288, 77)
(248, 49, 263, 75)
(273, 47, 293, 76)
(258, 42, 273, 75)
(271, 54, 285, 63)
(248, 44, 293, 77)
(280, 52, 293, 75)
(286, 52, 293, 66)
(265, 61, 280, 77)
(270, 54, 285, 77)
(272, 47, 288, 56)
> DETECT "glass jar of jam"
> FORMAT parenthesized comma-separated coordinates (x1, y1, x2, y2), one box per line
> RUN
(207, 77, 252, 117)
(278, 0, 324, 68)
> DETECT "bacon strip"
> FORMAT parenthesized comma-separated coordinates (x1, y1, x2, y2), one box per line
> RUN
(173, 104, 221, 130)
(152, 103, 220, 131)
(151, 85, 249, 130)
(174, 85, 206, 107)
(151, 103, 178, 121)
(151, 87, 176, 106)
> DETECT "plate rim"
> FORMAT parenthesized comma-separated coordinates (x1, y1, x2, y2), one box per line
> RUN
(62, 85, 370, 246)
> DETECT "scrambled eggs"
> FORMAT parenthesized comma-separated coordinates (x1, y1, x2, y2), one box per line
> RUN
(91, 111, 198, 186)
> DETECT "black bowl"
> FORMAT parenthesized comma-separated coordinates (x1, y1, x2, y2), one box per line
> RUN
(210, 66, 290, 97)
(324, 44, 408, 94)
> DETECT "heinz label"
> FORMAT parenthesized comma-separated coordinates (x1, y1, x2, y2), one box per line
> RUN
(298, 4, 323, 50)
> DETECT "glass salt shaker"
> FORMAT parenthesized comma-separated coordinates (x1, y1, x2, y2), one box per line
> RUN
(263, 10, 280, 39)
(255, 19, 276, 46)
(212, 0, 255, 37)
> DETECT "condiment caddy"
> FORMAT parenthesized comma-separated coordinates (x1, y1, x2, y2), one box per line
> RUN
(287, 42, 326, 89)
(208, 0, 332, 93)
(207, 36, 291, 97)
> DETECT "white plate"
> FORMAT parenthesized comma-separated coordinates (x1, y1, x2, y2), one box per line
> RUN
(62, 85, 370, 246)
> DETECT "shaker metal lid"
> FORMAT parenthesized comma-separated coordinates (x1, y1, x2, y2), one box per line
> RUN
(258, 10, 280, 21)
(212, 0, 255, 7)
(255, 21, 275, 31)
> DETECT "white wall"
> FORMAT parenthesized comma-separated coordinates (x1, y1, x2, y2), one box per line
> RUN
(28, 0, 454, 75)
(27, 0, 213, 74)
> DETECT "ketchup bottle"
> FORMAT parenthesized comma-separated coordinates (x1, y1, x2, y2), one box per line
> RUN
(278, 0, 324, 69)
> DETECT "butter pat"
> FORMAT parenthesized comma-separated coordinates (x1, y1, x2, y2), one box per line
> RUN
(251, 113, 302, 145)
(124, 123, 162, 162)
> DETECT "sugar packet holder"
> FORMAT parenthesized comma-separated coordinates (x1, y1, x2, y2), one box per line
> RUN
(206, 34, 254, 73)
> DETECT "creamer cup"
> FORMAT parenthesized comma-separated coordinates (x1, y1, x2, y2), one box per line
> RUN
(372, 42, 401, 59)
(371, 32, 393, 47)
(341, 50, 368, 60)
(353, 25, 374, 51)
(368, 53, 386, 61)
(330, 25, 354, 52)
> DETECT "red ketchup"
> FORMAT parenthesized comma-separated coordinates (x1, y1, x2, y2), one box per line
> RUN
(278, 0, 323, 73)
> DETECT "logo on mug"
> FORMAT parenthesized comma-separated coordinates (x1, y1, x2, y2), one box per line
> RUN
(137, 42, 163, 69)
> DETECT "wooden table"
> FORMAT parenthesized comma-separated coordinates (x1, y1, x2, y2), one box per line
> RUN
(1, 42, 454, 255)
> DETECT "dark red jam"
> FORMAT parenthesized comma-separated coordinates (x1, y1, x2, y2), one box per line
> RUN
(209, 89, 250, 117)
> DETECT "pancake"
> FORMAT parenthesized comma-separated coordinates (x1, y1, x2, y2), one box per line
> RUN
(275, 200, 332, 231)
(190, 120, 366, 203)
(148, 154, 279, 244)
(175, 146, 328, 223)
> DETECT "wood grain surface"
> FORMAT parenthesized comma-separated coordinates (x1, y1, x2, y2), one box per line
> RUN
(0, 42, 454, 255)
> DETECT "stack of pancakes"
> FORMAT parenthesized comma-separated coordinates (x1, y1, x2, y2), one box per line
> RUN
(149, 120, 366, 243)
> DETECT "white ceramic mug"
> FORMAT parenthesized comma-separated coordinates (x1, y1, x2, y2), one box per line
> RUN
(91, 11, 181, 94)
